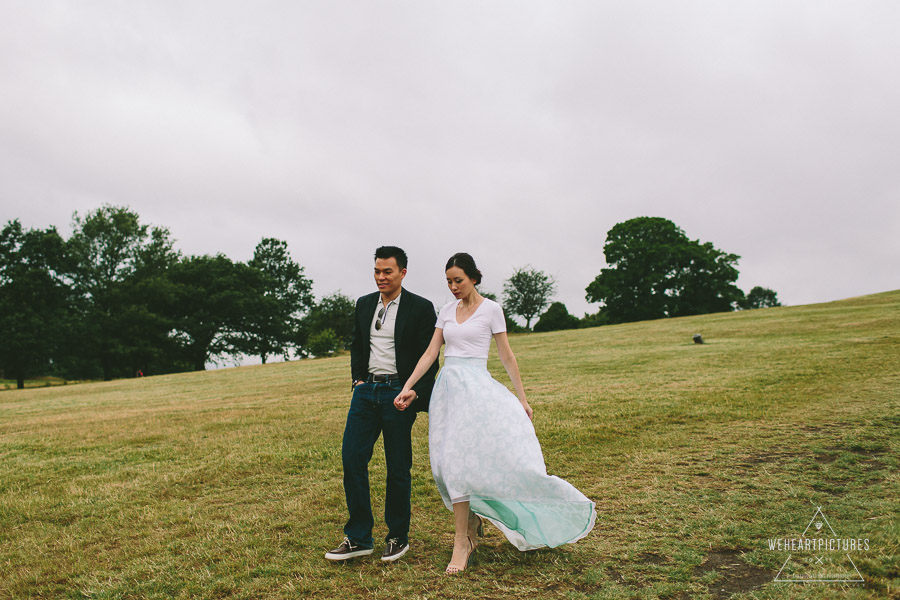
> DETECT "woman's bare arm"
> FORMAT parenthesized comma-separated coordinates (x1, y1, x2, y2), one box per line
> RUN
(394, 327, 444, 410)
(494, 332, 533, 419)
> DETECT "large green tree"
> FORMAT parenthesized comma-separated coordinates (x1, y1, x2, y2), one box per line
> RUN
(585, 217, 743, 324)
(503, 266, 556, 330)
(121, 233, 185, 376)
(244, 238, 314, 363)
(167, 254, 262, 371)
(0, 220, 71, 388)
(66, 205, 178, 380)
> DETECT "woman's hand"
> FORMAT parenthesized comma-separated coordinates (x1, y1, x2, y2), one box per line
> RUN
(394, 389, 417, 411)
(520, 398, 533, 420)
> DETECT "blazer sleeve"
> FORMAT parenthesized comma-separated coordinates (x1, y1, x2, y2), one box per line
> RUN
(410, 297, 439, 404)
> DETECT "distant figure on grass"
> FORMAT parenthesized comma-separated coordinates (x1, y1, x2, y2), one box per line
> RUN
(394, 252, 596, 574)
(325, 246, 439, 563)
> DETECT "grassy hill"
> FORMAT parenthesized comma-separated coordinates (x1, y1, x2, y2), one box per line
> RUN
(1, 291, 898, 599)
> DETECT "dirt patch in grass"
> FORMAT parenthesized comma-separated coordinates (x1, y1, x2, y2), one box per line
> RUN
(740, 451, 802, 465)
(637, 552, 667, 565)
(824, 445, 887, 457)
(858, 458, 884, 471)
(798, 425, 826, 433)
(815, 449, 887, 473)
(814, 452, 837, 464)
(692, 548, 775, 600)
(811, 481, 849, 496)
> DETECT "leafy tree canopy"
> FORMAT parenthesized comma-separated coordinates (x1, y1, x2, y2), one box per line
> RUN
(0, 220, 70, 388)
(244, 238, 314, 363)
(299, 291, 355, 355)
(67, 205, 176, 297)
(168, 254, 263, 371)
(741, 286, 782, 309)
(65, 206, 179, 380)
(586, 217, 743, 324)
(533, 301, 580, 333)
(308, 328, 341, 357)
(503, 266, 556, 330)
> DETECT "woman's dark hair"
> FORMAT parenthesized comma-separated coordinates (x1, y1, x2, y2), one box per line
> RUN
(445, 252, 482, 285)
(374, 246, 408, 269)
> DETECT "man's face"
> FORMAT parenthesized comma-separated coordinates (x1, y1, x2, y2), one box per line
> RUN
(374, 257, 406, 298)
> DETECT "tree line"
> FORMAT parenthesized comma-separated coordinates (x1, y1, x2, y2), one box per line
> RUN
(1, 209, 779, 389)
(506, 216, 780, 334)
(0, 205, 356, 388)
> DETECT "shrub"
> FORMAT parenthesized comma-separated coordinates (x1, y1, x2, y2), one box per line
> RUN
(308, 328, 340, 357)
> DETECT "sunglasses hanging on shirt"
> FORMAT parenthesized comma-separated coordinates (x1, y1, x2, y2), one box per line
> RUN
(375, 303, 392, 331)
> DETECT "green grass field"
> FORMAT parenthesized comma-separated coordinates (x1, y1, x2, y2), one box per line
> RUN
(1, 291, 898, 599)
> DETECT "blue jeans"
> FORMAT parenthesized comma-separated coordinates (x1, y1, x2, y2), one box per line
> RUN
(342, 380, 417, 548)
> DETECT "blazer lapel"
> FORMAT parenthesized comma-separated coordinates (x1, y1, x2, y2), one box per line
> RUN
(394, 290, 410, 347)
(361, 293, 379, 341)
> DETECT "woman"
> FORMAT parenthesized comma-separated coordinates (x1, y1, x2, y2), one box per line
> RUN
(394, 253, 596, 574)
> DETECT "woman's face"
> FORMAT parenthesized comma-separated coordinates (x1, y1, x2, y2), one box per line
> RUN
(446, 266, 477, 299)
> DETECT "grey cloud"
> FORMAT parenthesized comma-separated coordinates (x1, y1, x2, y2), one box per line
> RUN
(1, 0, 898, 322)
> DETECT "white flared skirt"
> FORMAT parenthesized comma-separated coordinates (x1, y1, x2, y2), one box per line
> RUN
(428, 357, 596, 551)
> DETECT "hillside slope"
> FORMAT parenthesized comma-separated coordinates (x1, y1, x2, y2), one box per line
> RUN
(1, 290, 897, 599)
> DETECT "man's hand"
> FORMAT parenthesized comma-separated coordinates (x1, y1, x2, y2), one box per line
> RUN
(393, 389, 416, 411)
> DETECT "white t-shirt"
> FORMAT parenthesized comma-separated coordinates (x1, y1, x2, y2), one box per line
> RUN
(369, 294, 400, 374)
(436, 298, 507, 358)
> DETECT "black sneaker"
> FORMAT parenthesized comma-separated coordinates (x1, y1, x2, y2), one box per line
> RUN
(325, 537, 373, 561)
(381, 538, 409, 562)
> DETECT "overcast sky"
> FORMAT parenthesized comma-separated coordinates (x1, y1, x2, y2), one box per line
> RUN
(2, 1, 898, 325)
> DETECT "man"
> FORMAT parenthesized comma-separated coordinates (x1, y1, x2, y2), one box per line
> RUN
(325, 246, 439, 563)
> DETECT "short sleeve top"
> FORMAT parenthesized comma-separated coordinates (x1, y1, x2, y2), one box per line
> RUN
(436, 298, 507, 358)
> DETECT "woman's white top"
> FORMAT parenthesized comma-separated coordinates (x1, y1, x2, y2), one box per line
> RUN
(436, 298, 507, 358)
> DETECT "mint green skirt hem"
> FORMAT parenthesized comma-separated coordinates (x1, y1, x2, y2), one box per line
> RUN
(468, 496, 597, 550)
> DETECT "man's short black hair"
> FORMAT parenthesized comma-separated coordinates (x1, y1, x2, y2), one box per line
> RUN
(374, 246, 408, 269)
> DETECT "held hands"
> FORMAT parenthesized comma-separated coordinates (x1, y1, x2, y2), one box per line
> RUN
(393, 387, 531, 418)
(394, 389, 417, 411)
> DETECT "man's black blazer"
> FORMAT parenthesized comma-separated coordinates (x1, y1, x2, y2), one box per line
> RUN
(350, 289, 439, 412)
